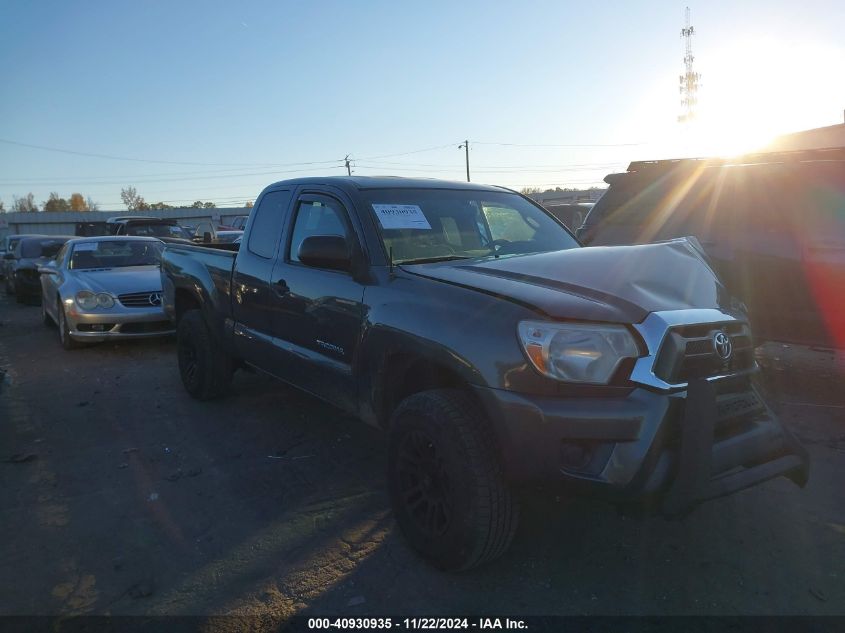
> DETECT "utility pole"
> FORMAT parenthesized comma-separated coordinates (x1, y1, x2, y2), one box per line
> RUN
(458, 140, 470, 182)
(678, 7, 701, 123)
(344, 154, 352, 176)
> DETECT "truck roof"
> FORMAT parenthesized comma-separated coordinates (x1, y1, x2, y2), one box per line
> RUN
(264, 176, 511, 193)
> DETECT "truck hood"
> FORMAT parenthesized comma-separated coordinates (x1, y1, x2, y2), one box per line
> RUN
(403, 239, 733, 324)
(72, 266, 163, 295)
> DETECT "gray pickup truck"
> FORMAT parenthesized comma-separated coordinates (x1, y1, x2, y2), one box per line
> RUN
(161, 176, 808, 570)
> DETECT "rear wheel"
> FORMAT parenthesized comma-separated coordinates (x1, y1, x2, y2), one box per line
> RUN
(57, 300, 81, 350)
(388, 389, 519, 571)
(177, 310, 233, 400)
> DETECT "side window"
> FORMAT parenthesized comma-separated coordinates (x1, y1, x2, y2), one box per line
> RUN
(288, 199, 348, 263)
(248, 189, 292, 258)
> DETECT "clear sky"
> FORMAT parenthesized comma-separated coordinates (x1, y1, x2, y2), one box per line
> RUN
(1, 0, 843, 210)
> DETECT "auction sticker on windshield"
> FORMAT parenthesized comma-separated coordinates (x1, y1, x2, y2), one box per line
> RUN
(372, 204, 432, 230)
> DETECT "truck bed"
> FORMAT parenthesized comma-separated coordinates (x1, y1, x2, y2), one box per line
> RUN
(160, 242, 238, 325)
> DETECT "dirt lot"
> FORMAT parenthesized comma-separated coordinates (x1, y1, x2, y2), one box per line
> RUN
(1, 293, 843, 618)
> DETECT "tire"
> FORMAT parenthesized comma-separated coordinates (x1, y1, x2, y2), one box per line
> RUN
(388, 389, 519, 571)
(177, 309, 233, 400)
(57, 300, 82, 350)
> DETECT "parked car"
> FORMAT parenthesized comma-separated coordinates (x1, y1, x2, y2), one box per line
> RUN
(162, 176, 808, 570)
(5, 236, 72, 302)
(75, 221, 109, 237)
(2, 234, 45, 283)
(577, 148, 845, 348)
(541, 202, 593, 231)
(106, 217, 194, 243)
(228, 214, 249, 230)
(39, 236, 175, 350)
(188, 221, 242, 244)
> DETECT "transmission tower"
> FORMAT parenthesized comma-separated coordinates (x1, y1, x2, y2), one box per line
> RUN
(678, 7, 701, 123)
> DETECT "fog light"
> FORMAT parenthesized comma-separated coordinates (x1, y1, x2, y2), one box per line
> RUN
(560, 441, 593, 470)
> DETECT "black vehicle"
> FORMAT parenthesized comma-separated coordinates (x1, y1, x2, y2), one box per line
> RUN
(106, 217, 194, 243)
(74, 221, 109, 237)
(577, 148, 845, 348)
(541, 201, 593, 231)
(162, 176, 808, 570)
(5, 236, 72, 302)
(2, 234, 45, 283)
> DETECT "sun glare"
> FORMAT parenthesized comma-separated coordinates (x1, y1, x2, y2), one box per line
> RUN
(645, 37, 845, 160)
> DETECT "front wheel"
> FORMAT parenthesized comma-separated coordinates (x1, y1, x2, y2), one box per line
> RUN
(388, 389, 519, 571)
(177, 310, 233, 400)
(41, 295, 53, 326)
(57, 300, 82, 350)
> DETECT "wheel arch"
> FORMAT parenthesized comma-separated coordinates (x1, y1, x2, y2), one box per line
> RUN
(373, 351, 479, 428)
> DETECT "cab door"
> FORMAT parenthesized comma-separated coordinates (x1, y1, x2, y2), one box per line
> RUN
(268, 191, 367, 413)
(231, 188, 294, 370)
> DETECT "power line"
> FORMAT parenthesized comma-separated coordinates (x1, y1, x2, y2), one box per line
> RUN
(0, 165, 346, 187)
(0, 138, 348, 168)
(472, 141, 645, 148)
(356, 143, 460, 161)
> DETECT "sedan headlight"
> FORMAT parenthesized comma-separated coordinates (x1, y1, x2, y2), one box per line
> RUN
(75, 291, 115, 310)
(517, 320, 640, 384)
(75, 290, 98, 310)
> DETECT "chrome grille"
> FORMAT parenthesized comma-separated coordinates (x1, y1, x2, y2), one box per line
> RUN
(653, 321, 755, 383)
(118, 291, 161, 308)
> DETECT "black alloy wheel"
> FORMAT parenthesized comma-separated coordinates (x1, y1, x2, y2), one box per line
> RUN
(396, 428, 454, 539)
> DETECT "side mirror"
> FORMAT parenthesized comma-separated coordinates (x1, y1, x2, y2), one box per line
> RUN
(298, 235, 351, 272)
(38, 264, 57, 274)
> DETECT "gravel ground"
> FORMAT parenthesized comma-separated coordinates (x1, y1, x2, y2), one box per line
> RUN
(0, 293, 843, 619)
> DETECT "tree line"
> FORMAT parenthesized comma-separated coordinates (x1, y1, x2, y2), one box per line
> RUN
(0, 192, 99, 213)
(0, 187, 254, 212)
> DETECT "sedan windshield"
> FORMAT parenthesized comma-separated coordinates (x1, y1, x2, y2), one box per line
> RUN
(21, 238, 69, 259)
(361, 188, 579, 264)
(69, 240, 163, 270)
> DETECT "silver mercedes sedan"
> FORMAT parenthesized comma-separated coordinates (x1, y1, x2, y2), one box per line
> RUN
(39, 236, 175, 350)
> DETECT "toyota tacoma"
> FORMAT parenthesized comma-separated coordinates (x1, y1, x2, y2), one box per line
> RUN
(161, 177, 808, 570)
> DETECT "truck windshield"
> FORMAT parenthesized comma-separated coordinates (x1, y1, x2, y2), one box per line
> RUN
(362, 188, 579, 264)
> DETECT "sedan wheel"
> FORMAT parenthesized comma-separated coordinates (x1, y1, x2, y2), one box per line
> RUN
(57, 301, 81, 350)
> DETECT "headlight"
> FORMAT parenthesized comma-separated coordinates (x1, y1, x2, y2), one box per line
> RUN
(75, 290, 98, 310)
(517, 320, 640, 384)
(96, 293, 115, 308)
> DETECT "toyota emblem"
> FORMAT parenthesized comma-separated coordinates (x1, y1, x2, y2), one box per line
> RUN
(148, 292, 162, 306)
(713, 331, 732, 361)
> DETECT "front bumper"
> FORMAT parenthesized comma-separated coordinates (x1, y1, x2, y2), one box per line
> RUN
(474, 377, 809, 515)
(65, 303, 175, 341)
